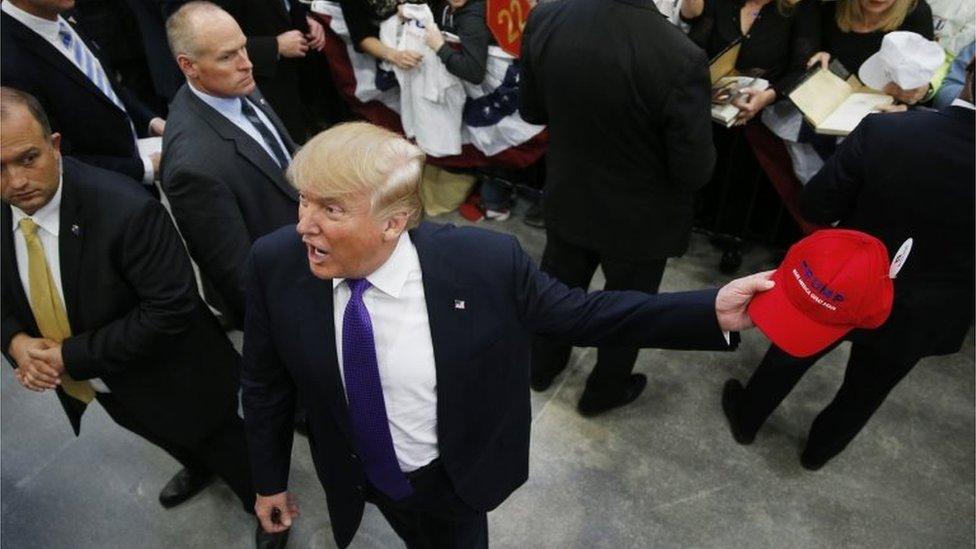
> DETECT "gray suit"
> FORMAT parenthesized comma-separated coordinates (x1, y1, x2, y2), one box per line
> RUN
(160, 83, 299, 328)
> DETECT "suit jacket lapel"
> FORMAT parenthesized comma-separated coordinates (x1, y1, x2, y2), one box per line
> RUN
(4, 14, 124, 115)
(249, 90, 298, 154)
(186, 89, 298, 202)
(411, 225, 472, 415)
(0, 204, 37, 335)
(296, 269, 354, 442)
(58, 163, 85, 327)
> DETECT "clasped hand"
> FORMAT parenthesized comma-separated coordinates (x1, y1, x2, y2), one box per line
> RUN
(9, 333, 65, 392)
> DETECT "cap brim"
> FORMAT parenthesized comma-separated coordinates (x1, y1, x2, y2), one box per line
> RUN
(858, 54, 887, 90)
(747, 269, 850, 358)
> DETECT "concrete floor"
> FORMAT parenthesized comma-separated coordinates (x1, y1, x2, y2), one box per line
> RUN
(2, 202, 973, 548)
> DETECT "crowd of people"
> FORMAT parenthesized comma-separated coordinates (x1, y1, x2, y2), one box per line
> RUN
(0, 0, 973, 548)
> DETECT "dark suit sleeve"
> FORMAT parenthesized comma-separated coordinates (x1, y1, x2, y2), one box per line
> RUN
(662, 49, 715, 190)
(116, 85, 157, 136)
(240, 247, 296, 495)
(512, 238, 733, 350)
(798, 116, 870, 225)
(61, 199, 200, 379)
(1, 294, 28, 367)
(163, 169, 251, 325)
(0, 315, 27, 366)
(517, 10, 547, 124)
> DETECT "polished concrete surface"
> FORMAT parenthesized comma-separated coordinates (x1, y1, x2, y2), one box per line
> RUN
(2, 202, 973, 548)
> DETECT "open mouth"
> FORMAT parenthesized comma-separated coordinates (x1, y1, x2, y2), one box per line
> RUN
(307, 243, 330, 263)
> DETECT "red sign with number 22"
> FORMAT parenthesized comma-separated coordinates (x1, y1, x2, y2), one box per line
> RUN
(487, 0, 532, 57)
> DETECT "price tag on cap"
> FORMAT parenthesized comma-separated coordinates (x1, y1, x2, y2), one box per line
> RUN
(889, 238, 913, 278)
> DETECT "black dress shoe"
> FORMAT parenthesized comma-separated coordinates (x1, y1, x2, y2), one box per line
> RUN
(799, 448, 828, 471)
(721, 379, 755, 445)
(255, 522, 290, 549)
(158, 467, 215, 508)
(577, 374, 647, 417)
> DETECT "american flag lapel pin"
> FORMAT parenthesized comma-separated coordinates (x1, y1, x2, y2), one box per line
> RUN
(71, 224, 81, 236)
(454, 299, 465, 310)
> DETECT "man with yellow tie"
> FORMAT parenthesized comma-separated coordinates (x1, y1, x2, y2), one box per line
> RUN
(0, 87, 288, 549)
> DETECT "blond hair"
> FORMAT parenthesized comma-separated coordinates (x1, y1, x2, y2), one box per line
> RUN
(166, 1, 230, 59)
(288, 122, 426, 229)
(836, 0, 917, 33)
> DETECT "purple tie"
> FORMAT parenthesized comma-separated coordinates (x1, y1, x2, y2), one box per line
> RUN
(342, 278, 414, 500)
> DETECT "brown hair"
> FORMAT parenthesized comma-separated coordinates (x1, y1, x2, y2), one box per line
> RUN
(0, 87, 52, 138)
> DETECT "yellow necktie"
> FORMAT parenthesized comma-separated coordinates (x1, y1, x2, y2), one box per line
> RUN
(19, 218, 94, 404)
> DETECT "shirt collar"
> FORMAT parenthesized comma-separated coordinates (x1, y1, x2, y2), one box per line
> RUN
(188, 81, 245, 118)
(950, 98, 975, 111)
(332, 232, 419, 299)
(11, 171, 63, 238)
(2, 1, 65, 44)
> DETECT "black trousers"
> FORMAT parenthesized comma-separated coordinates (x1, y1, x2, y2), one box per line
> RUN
(365, 460, 488, 549)
(95, 392, 255, 512)
(733, 341, 920, 464)
(531, 229, 668, 395)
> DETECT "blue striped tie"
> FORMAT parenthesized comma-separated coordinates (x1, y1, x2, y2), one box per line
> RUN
(57, 23, 130, 118)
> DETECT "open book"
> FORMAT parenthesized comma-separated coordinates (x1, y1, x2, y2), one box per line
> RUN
(712, 76, 770, 127)
(788, 67, 893, 136)
(707, 41, 768, 126)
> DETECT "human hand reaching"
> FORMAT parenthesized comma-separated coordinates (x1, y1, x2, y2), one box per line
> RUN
(715, 270, 776, 332)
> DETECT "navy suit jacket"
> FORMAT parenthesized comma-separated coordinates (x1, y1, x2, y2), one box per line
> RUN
(800, 106, 975, 358)
(1, 12, 157, 182)
(241, 222, 735, 548)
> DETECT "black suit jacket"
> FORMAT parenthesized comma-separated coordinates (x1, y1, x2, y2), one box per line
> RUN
(800, 106, 975, 357)
(0, 158, 240, 441)
(160, 83, 299, 329)
(226, 0, 317, 141)
(519, 0, 715, 260)
(1, 12, 157, 182)
(241, 222, 735, 548)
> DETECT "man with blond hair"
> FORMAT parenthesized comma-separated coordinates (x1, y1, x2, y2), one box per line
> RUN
(241, 121, 776, 548)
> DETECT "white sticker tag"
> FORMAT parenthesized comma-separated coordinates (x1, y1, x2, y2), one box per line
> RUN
(889, 238, 913, 279)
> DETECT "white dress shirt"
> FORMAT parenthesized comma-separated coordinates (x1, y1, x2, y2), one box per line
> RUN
(332, 233, 439, 472)
(1, 1, 154, 185)
(187, 83, 292, 168)
(10, 178, 109, 392)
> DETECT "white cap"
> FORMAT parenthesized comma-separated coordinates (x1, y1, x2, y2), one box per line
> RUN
(859, 31, 945, 90)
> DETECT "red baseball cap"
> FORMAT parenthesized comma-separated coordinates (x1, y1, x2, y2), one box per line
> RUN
(748, 229, 895, 358)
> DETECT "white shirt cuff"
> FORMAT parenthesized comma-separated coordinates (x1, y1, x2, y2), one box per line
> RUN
(723, 331, 731, 345)
(140, 155, 154, 185)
